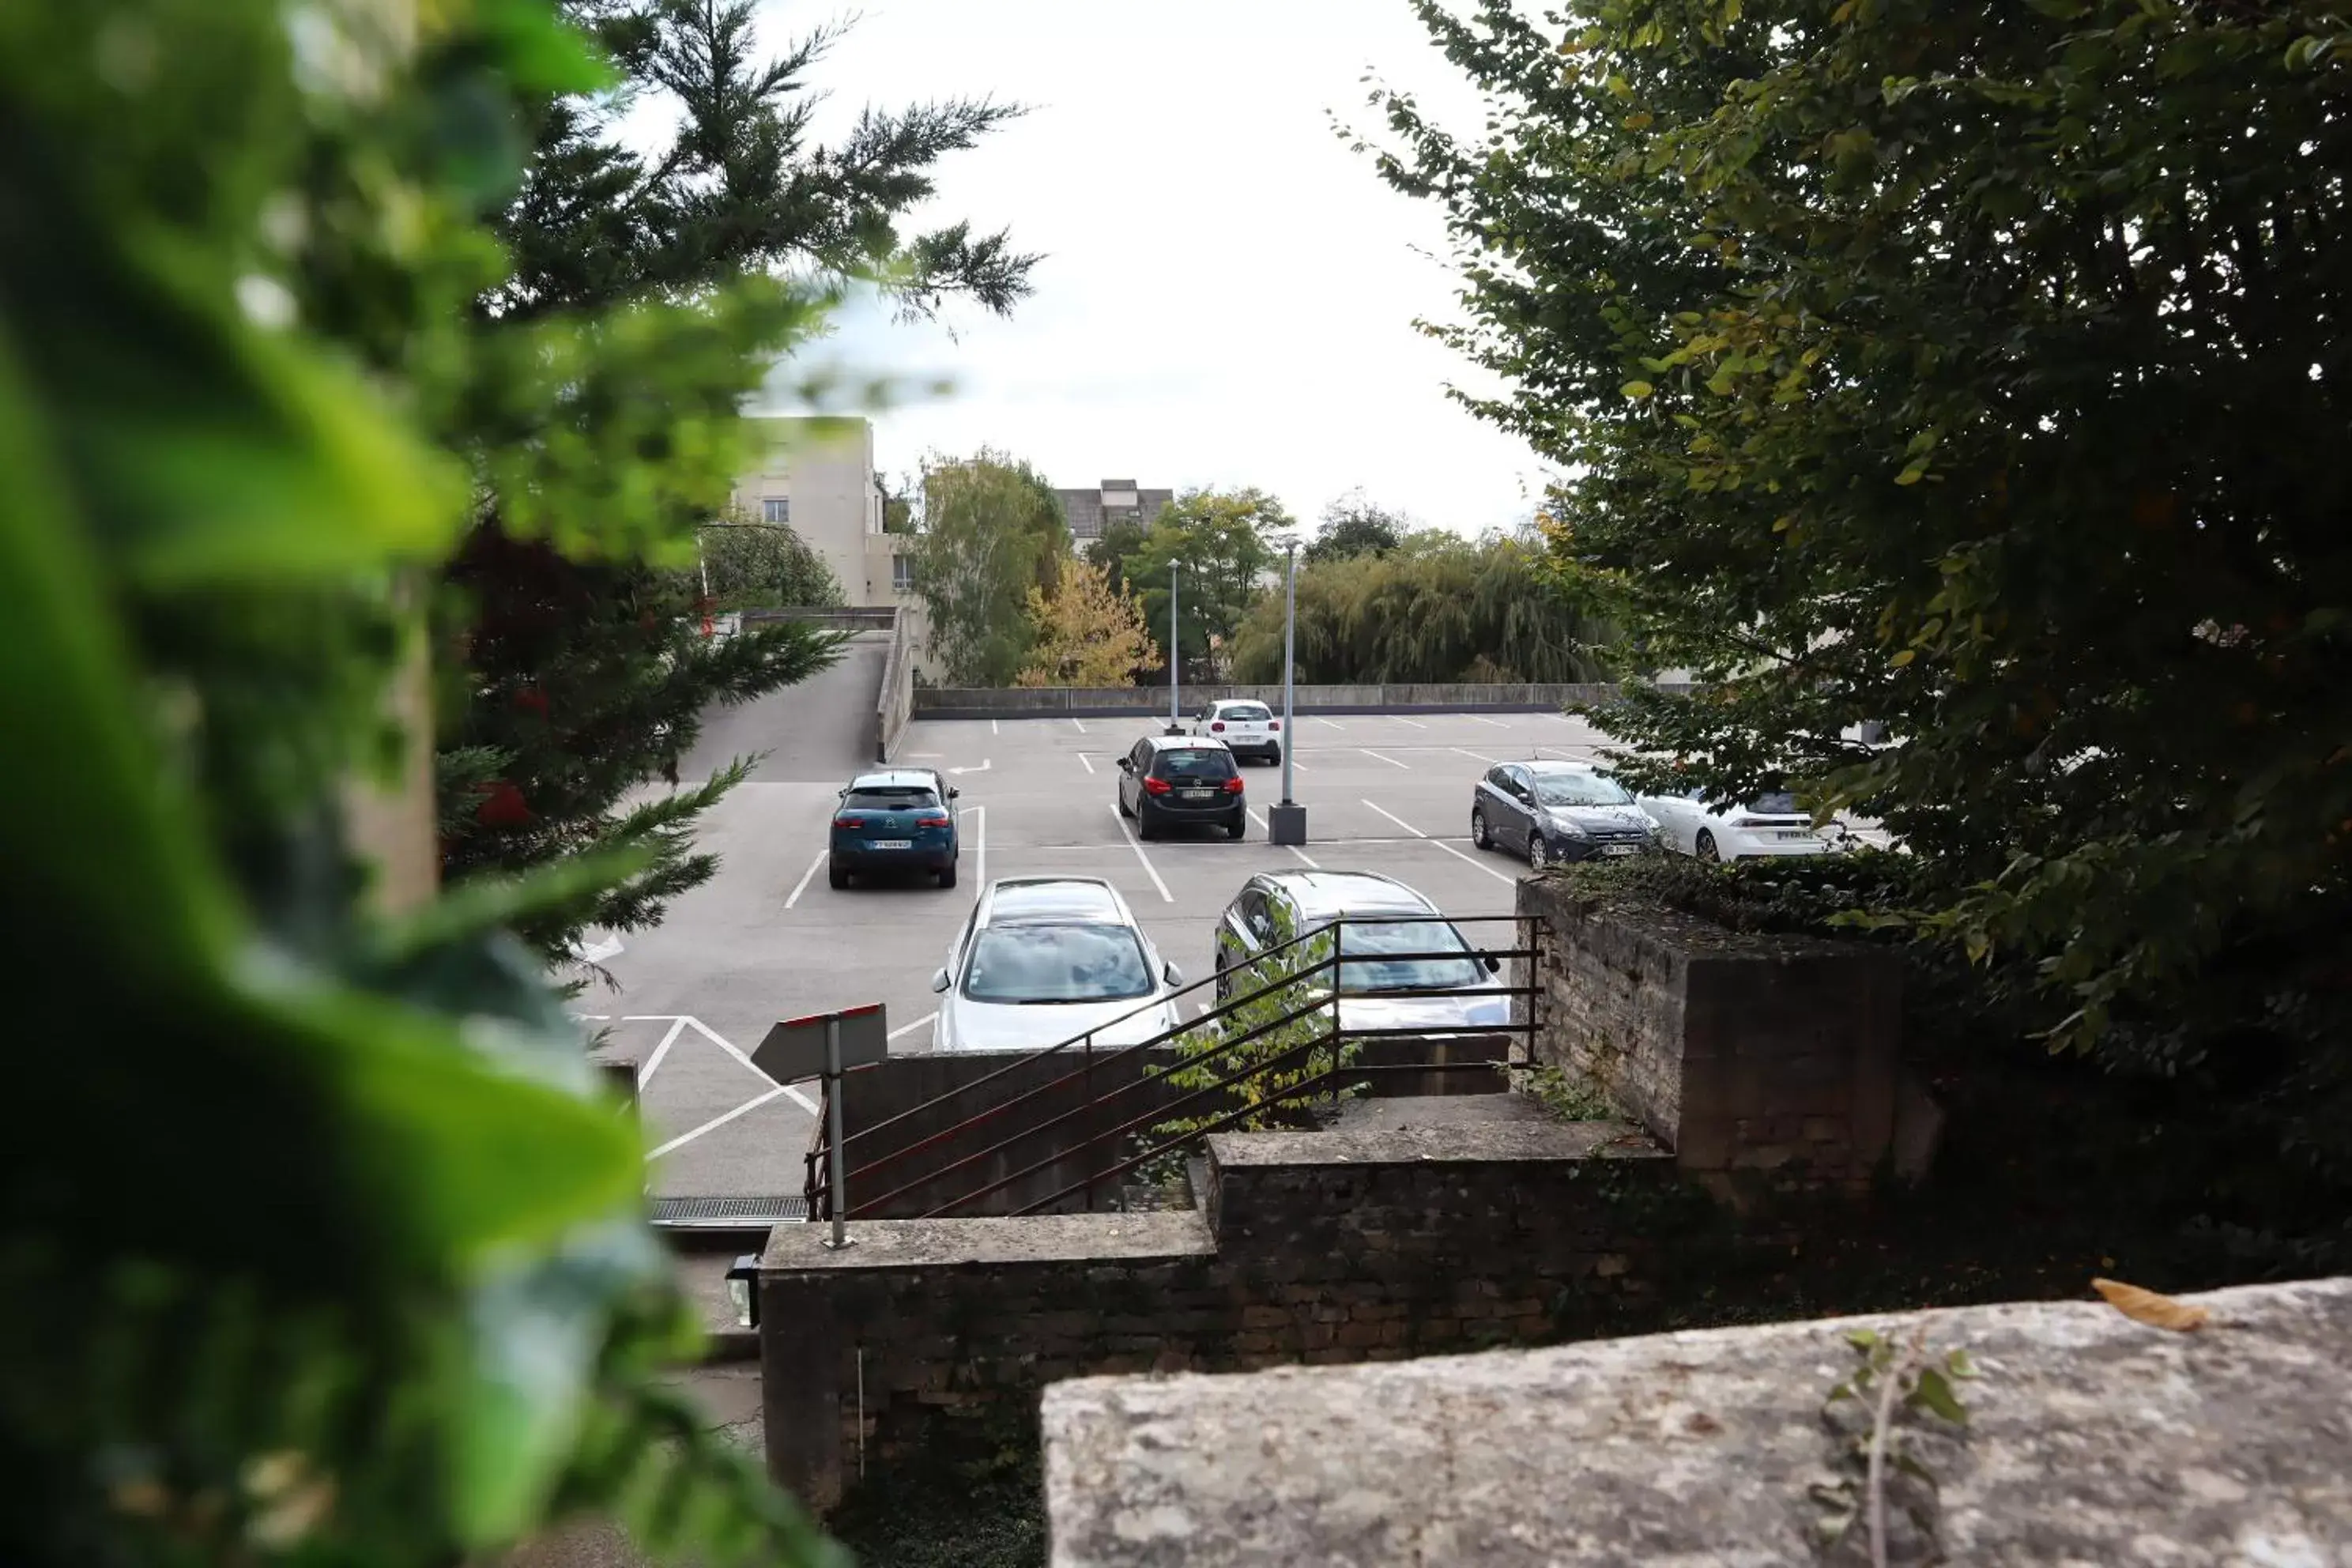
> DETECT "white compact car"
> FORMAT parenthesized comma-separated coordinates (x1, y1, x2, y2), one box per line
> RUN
(1191, 698, 1282, 764)
(1635, 786, 1841, 861)
(930, 877, 1185, 1052)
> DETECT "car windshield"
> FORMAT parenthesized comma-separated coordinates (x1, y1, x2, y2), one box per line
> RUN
(962, 924, 1154, 1004)
(1747, 791, 1802, 815)
(844, 786, 938, 810)
(1220, 704, 1270, 722)
(1532, 773, 1634, 808)
(1153, 748, 1234, 778)
(1333, 918, 1485, 993)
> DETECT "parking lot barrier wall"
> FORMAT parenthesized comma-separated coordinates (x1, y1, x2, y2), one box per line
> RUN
(760, 1120, 1673, 1509)
(909, 681, 1695, 720)
(873, 608, 914, 762)
(1516, 876, 1903, 1193)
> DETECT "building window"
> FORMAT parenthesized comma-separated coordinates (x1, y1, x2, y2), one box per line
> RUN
(891, 555, 915, 592)
(763, 497, 790, 525)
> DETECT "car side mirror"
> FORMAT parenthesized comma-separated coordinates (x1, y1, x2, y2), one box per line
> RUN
(1483, 955, 1502, 975)
(1117, 757, 1133, 772)
(1163, 962, 1185, 987)
(929, 967, 951, 993)
(947, 786, 960, 799)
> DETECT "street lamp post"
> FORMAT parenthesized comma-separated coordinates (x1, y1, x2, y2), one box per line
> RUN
(1166, 560, 1185, 735)
(1269, 539, 1308, 845)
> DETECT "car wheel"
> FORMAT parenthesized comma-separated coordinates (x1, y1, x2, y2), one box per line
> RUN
(936, 858, 957, 890)
(1227, 813, 1246, 841)
(1268, 746, 1282, 767)
(1215, 958, 1229, 1003)
(1472, 808, 1492, 850)
(1137, 808, 1159, 842)
(1695, 829, 1721, 863)
(827, 861, 850, 890)
(1528, 835, 1551, 872)
(1117, 787, 1133, 819)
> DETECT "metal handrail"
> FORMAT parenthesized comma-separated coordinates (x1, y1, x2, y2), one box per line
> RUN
(804, 912, 1545, 1220)
(826, 913, 1531, 1163)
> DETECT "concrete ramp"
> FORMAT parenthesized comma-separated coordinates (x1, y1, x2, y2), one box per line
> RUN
(678, 631, 889, 785)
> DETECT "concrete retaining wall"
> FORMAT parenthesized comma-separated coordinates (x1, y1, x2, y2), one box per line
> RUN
(873, 608, 913, 762)
(912, 681, 1693, 719)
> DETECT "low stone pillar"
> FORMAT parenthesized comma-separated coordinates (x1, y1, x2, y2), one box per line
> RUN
(1517, 877, 1903, 1190)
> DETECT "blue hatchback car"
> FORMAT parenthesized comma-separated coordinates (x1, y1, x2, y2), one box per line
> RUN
(829, 768, 960, 889)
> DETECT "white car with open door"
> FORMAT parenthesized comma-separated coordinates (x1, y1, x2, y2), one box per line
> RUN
(930, 877, 1185, 1052)
(1635, 784, 1843, 861)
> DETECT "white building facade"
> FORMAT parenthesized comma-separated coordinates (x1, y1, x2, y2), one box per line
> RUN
(732, 417, 917, 610)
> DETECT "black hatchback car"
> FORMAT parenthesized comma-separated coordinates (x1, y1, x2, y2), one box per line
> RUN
(1116, 735, 1246, 840)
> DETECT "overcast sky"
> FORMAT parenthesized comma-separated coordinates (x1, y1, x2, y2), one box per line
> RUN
(753, 0, 1549, 537)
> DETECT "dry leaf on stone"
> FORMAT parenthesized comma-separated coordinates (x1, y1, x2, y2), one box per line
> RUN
(2090, 1278, 2210, 1332)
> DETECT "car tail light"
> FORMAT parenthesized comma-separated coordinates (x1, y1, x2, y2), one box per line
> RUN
(1142, 776, 1171, 796)
(1223, 777, 1245, 794)
(1732, 817, 1777, 828)
(1269, 720, 1280, 731)
(916, 812, 950, 827)
(832, 815, 860, 829)
(1211, 721, 1226, 732)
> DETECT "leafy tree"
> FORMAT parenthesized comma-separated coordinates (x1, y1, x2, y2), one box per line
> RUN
(695, 506, 845, 610)
(442, 0, 1037, 962)
(1374, 2, 2352, 1199)
(1229, 530, 1609, 684)
(2, 3, 831, 1566)
(1127, 488, 1287, 680)
(914, 450, 1072, 684)
(1086, 514, 1156, 595)
(1302, 491, 1406, 565)
(1014, 559, 1161, 687)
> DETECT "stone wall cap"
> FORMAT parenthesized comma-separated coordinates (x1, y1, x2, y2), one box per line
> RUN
(759, 1208, 1212, 1273)
(1208, 1121, 1663, 1169)
(1521, 874, 1902, 964)
(1044, 1275, 2352, 1566)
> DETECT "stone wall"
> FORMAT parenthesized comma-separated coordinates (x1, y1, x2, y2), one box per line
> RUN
(1045, 1276, 2352, 1566)
(760, 1122, 1670, 1506)
(1517, 876, 1902, 1189)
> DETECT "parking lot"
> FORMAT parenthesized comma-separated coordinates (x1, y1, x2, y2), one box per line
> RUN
(585, 704, 1613, 1198)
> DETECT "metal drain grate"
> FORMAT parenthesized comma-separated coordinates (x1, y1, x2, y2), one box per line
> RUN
(650, 1195, 807, 1227)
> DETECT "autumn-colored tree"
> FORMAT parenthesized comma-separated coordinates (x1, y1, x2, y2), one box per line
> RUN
(1015, 559, 1161, 687)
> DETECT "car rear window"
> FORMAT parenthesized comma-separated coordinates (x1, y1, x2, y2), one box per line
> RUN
(1747, 791, 1802, 815)
(1152, 748, 1235, 779)
(1333, 918, 1484, 993)
(844, 786, 940, 809)
(1219, 704, 1271, 722)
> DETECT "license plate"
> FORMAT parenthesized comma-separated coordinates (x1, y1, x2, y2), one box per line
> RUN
(1182, 790, 1216, 801)
(869, 839, 912, 850)
(1601, 843, 1639, 858)
(1776, 831, 1814, 842)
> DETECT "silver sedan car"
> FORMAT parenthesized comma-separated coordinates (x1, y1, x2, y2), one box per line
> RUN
(1211, 870, 1510, 1032)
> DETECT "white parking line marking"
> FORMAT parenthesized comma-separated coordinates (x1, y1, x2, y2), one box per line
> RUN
(888, 1012, 936, 1042)
(1360, 799, 1517, 886)
(650, 1086, 790, 1160)
(784, 848, 827, 909)
(637, 1017, 690, 1087)
(1469, 716, 1508, 728)
(1361, 748, 1411, 770)
(680, 1016, 820, 1109)
(1071, 717, 1087, 733)
(1248, 808, 1321, 869)
(1453, 746, 1502, 765)
(1108, 802, 1174, 903)
(1393, 718, 1427, 730)
(1315, 718, 1345, 730)
(971, 805, 986, 891)
(992, 718, 1000, 736)
(1076, 752, 1096, 775)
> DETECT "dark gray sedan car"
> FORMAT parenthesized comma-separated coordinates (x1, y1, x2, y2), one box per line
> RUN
(1470, 760, 1660, 870)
